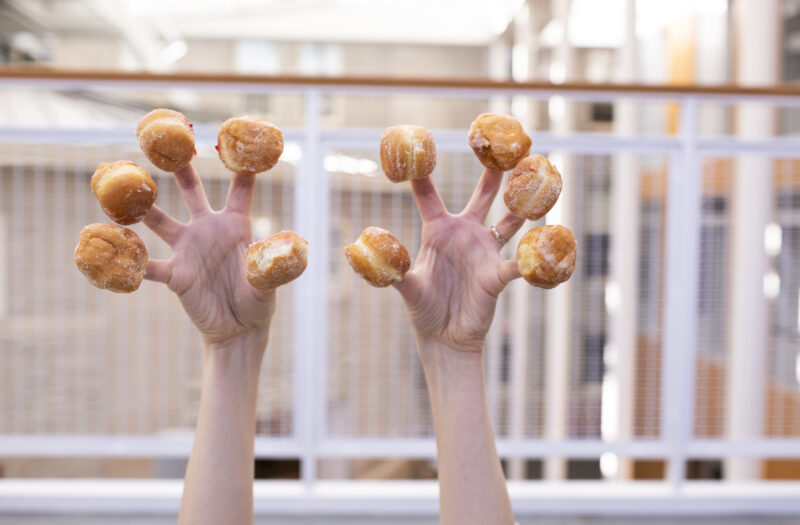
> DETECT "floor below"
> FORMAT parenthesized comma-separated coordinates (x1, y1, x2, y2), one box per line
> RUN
(1, 517, 799, 525)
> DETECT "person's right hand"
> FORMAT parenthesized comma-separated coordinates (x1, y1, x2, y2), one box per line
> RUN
(394, 169, 526, 355)
(142, 164, 276, 346)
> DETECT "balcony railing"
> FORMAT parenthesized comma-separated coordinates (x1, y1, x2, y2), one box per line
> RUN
(0, 69, 798, 516)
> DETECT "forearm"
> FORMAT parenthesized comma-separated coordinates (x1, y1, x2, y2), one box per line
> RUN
(419, 340, 514, 525)
(178, 328, 269, 525)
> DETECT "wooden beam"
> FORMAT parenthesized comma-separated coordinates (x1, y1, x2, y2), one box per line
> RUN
(2, 67, 800, 97)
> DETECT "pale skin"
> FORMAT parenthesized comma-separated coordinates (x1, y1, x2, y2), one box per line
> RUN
(142, 164, 274, 525)
(395, 170, 526, 525)
(141, 160, 527, 525)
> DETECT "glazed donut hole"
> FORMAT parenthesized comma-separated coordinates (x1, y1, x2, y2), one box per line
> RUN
(345, 227, 411, 288)
(379, 125, 437, 183)
(504, 154, 563, 221)
(91, 161, 158, 225)
(468, 113, 532, 171)
(217, 116, 284, 174)
(516, 225, 577, 289)
(74, 223, 148, 293)
(246, 231, 309, 290)
(136, 108, 195, 172)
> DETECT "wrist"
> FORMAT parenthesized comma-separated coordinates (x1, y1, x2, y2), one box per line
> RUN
(202, 327, 269, 382)
(204, 326, 269, 353)
(416, 339, 485, 387)
(416, 337, 484, 364)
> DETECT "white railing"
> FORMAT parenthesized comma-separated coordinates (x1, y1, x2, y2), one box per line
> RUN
(0, 71, 799, 516)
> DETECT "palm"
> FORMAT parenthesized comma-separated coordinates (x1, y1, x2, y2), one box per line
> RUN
(142, 165, 277, 345)
(403, 214, 506, 351)
(394, 172, 523, 354)
(167, 212, 275, 344)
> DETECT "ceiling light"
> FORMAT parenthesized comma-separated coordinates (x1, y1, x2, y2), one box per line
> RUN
(281, 143, 303, 165)
(605, 281, 621, 314)
(765, 222, 782, 257)
(324, 154, 378, 176)
(796, 352, 800, 386)
(763, 272, 780, 300)
(161, 40, 188, 64)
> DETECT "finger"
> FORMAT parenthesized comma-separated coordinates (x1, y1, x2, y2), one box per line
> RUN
(142, 205, 184, 246)
(462, 167, 504, 223)
(173, 163, 211, 217)
(410, 177, 448, 222)
(498, 259, 521, 287)
(249, 285, 276, 305)
(224, 171, 257, 215)
(144, 259, 172, 285)
(494, 211, 526, 242)
(393, 271, 422, 305)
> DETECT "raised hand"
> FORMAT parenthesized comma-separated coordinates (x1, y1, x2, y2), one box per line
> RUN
(391, 167, 521, 525)
(140, 161, 283, 525)
(142, 165, 275, 345)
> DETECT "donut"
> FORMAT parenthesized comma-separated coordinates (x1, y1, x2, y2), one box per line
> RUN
(136, 108, 195, 172)
(516, 225, 576, 289)
(379, 125, 437, 182)
(468, 113, 532, 171)
(91, 161, 158, 225)
(345, 227, 411, 287)
(504, 154, 562, 220)
(217, 116, 284, 174)
(246, 231, 308, 290)
(74, 223, 148, 293)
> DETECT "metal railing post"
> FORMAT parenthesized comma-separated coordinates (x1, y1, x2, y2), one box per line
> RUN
(662, 97, 702, 491)
(294, 88, 326, 488)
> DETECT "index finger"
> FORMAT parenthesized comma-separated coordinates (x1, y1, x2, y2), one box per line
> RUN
(462, 167, 504, 223)
(173, 162, 211, 217)
(224, 171, 257, 215)
(410, 177, 448, 222)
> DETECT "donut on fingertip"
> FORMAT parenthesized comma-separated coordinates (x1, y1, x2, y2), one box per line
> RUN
(74, 223, 148, 293)
(217, 116, 284, 174)
(246, 231, 308, 290)
(516, 225, 576, 289)
(468, 113, 531, 171)
(136, 108, 195, 172)
(504, 154, 562, 221)
(379, 125, 437, 183)
(91, 161, 158, 225)
(345, 227, 411, 287)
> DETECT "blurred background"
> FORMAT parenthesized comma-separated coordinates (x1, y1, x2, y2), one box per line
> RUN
(0, 0, 799, 523)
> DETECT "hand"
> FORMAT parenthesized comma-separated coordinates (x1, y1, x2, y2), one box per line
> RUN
(394, 168, 526, 354)
(142, 164, 275, 345)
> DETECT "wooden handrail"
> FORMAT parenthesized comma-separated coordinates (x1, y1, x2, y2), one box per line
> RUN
(2, 67, 800, 97)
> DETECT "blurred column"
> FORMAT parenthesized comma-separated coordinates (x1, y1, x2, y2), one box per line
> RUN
(507, 0, 539, 481)
(511, 1, 541, 122)
(605, 0, 638, 481)
(485, 33, 511, 441)
(695, 0, 731, 132)
(726, 0, 778, 481)
(489, 36, 511, 114)
(544, 0, 575, 482)
(0, 212, 5, 319)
